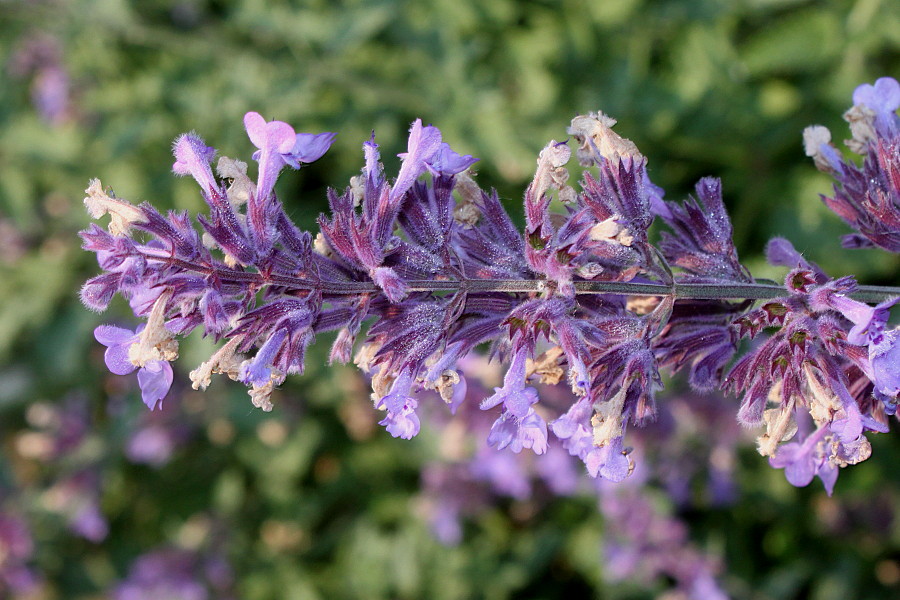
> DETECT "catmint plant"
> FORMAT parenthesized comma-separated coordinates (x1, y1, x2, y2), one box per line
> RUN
(81, 78, 900, 495)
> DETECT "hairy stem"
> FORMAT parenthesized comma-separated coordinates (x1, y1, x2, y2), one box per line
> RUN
(139, 248, 900, 303)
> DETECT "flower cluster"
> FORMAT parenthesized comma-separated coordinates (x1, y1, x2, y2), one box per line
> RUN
(81, 79, 900, 494)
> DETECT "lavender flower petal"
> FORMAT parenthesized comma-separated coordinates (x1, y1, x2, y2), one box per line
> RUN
(137, 360, 173, 410)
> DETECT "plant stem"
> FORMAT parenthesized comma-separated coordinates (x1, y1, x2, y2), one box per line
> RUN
(139, 248, 900, 303)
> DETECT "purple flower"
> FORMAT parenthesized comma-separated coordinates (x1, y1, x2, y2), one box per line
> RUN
(810, 288, 898, 345)
(243, 111, 335, 201)
(127, 424, 179, 467)
(172, 133, 219, 196)
(391, 119, 444, 202)
(480, 348, 548, 454)
(285, 132, 338, 167)
(585, 435, 631, 482)
(112, 547, 233, 600)
(0, 514, 40, 594)
(469, 444, 531, 498)
(769, 425, 832, 492)
(852, 77, 900, 138)
(94, 325, 173, 410)
(375, 369, 421, 439)
(426, 142, 479, 176)
(239, 328, 287, 387)
(485, 408, 548, 454)
(79, 82, 900, 500)
(871, 329, 900, 410)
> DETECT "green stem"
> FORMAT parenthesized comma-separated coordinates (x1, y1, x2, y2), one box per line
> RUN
(140, 249, 900, 303)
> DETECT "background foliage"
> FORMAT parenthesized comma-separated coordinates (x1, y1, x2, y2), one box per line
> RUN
(1, 0, 899, 598)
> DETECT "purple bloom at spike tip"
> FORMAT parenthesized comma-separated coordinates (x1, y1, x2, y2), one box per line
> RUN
(391, 118, 443, 201)
(244, 111, 335, 201)
(172, 133, 218, 196)
(852, 77, 900, 138)
(94, 325, 172, 410)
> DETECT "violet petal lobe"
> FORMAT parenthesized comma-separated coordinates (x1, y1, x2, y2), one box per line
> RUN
(284, 132, 337, 167)
(137, 361, 173, 410)
(95, 325, 138, 376)
(871, 328, 900, 399)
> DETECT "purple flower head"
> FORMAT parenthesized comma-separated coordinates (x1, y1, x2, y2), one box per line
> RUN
(425, 142, 479, 176)
(769, 425, 833, 492)
(480, 347, 548, 454)
(871, 328, 900, 408)
(94, 325, 173, 410)
(391, 119, 443, 202)
(172, 133, 218, 196)
(79, 89, 900, 500)
(243, 111, 335, 201)
(112, 547, 231, 600)
(375, 369, 421, 439)
(852, 77, 900, 138)
(658, 177, 751, 283)
(486, 408, 548, 454)
(469, 445, 531, 499)
(585, 434, 632, 481)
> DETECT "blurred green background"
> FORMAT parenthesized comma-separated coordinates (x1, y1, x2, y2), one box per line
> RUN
(2, 0, 900, 598)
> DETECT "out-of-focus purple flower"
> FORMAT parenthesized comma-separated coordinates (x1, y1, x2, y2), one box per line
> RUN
(32, 65, 71, 125)
(112, 547, 233, 600)
(9, 33, 74, 125)
(598, 485, 728, 599)
(469, 444, 531, 498)
(534, 443, 582, 495)
(0, 514, 40, 595)
(44, 471, 109, 542)
(126, 425, 179, 467)
(95, 325, 173, 410)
